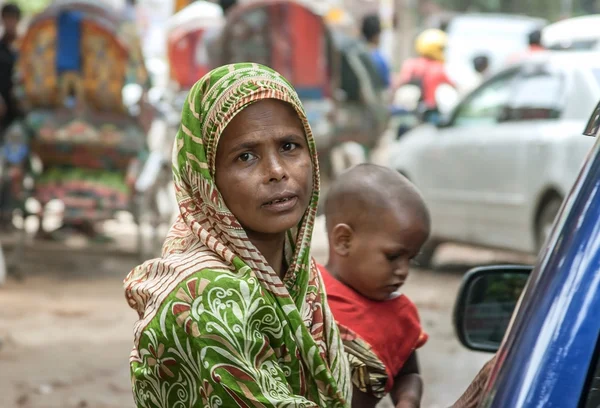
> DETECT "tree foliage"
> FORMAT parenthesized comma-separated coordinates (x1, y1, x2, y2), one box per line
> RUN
(6, 0, 52, 15)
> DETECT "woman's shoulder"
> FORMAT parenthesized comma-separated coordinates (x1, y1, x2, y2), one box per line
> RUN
(124, 244, 254, 319)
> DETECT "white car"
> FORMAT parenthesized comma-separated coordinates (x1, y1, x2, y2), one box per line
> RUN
(388, 52, 600, 265)
(542, 14, 600, 51)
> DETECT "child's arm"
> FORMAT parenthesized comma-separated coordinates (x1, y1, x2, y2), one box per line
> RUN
(392, 352, 423, 408)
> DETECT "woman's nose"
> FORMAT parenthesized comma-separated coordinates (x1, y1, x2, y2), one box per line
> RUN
(264, 153, 287, 183)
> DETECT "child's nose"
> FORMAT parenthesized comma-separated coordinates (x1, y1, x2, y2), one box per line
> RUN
(393, 264, 409, 279)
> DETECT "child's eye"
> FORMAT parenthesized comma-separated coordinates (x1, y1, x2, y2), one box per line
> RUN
(386, 253, 402, 262)
(238, 152, 256, 162)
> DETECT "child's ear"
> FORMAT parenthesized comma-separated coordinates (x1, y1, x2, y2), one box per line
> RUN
(331, 223, 353, 257)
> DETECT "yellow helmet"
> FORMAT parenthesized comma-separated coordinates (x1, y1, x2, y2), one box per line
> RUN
(415, 29, 447, 61)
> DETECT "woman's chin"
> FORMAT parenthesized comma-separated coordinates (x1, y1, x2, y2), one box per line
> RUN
(247, 214, 304, 237)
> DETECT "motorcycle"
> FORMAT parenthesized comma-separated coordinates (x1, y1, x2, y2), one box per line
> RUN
(390, 82, 459, 140)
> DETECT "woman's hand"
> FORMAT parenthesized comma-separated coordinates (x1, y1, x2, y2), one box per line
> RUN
(451, 355, 498, 408)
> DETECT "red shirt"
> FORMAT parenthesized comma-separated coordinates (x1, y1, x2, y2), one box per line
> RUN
(395, 57, 454, 108)
(319, 264, 428, 391)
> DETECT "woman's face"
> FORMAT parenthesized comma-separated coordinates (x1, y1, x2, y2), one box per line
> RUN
(215, 99, 313, 237)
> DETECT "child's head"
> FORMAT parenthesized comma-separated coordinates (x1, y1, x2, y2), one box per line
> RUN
(324, 164, 430, 301)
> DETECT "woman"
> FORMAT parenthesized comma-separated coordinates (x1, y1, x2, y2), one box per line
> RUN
(124, 63, 351, 407)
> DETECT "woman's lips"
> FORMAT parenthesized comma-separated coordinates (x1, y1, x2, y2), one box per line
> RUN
(261, 196, 299, 213)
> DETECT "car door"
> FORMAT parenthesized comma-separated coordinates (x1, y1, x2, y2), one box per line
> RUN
(470, 67, 566, 250)
(421, 68, 519, 243)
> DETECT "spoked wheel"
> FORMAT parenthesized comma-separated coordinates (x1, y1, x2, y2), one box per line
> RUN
(134, 167, 175, 262)
(134, 193, 162, 262)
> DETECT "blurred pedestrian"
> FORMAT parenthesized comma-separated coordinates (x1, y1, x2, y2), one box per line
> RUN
(0, 2, 21, 230)
(461, 53, 490, 95)
(506, 28, 546, 66)
(362, 14, 391, 88)
(393, 28, 455, 122)
(0, 2, 21, 139)
(527, 29, 545, 53)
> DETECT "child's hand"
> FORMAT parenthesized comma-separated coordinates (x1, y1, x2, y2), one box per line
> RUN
(393, 373, 422, 408)
(395, 397, 420, 408)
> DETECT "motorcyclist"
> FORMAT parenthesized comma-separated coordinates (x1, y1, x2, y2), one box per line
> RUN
(393, 28, 455, 123)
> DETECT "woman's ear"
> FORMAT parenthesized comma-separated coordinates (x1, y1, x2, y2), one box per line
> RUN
(331, 223, 353, 257)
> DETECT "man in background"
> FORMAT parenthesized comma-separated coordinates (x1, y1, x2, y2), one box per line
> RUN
(0, 2, 21, 139)
(0, 3, 21, 231)
(506, 28, 546, 66)
(361, 14, 391, 89)
(461, 53, 490, 96)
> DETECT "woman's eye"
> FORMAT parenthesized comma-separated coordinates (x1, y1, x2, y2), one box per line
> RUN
(282, 142, 299, 152)
(238, 152, 255, 162)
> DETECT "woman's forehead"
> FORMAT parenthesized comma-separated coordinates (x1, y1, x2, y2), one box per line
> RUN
(220, 100, 304, 140)
(234, 99, 302, 125)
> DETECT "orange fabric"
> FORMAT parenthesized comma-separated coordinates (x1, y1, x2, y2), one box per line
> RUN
(319, 264, 428, 392)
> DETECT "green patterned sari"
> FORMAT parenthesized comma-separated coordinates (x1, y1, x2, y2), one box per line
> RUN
(124, 63, 351, 407)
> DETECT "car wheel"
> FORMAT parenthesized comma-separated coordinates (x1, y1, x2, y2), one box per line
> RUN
(535, 196, 563, 253)
(413, 239, 440, 269)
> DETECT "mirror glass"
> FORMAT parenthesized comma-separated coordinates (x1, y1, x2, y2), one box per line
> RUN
(462, 271, 529, 350)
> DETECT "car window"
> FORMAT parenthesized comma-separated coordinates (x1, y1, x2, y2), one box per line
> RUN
(453, 71, 517, 127)
(502, 72, 564, 122)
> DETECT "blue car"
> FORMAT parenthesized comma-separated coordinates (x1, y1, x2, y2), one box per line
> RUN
(453, 100, 600, 407)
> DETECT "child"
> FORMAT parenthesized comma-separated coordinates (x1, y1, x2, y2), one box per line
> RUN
(319, 163, 431, 408)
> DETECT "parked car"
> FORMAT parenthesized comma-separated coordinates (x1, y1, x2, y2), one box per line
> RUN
(388, 51, 600, 265)
(542, 14, 600, 51)
(452, 98, 600, 406)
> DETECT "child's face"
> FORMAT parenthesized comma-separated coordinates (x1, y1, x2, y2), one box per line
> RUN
(215, 99, 313, 238)
(334, 207, 429, 301)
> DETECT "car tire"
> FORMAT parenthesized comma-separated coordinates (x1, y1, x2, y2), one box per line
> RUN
(535, 195, 563, 253)
(413, 239, 440, 269)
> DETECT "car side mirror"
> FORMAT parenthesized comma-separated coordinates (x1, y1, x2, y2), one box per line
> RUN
(453, 264, 532, 353)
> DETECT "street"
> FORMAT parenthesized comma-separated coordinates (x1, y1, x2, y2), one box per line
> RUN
(0, 215, 533, 408)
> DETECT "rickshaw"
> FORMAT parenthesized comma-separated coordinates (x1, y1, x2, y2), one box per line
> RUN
(218, 0, 388, 178)
(2, 0, 168, 274)
(166, 0, 224, 91)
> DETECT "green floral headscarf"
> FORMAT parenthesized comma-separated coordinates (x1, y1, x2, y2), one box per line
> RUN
(124, 63, 351, 407)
